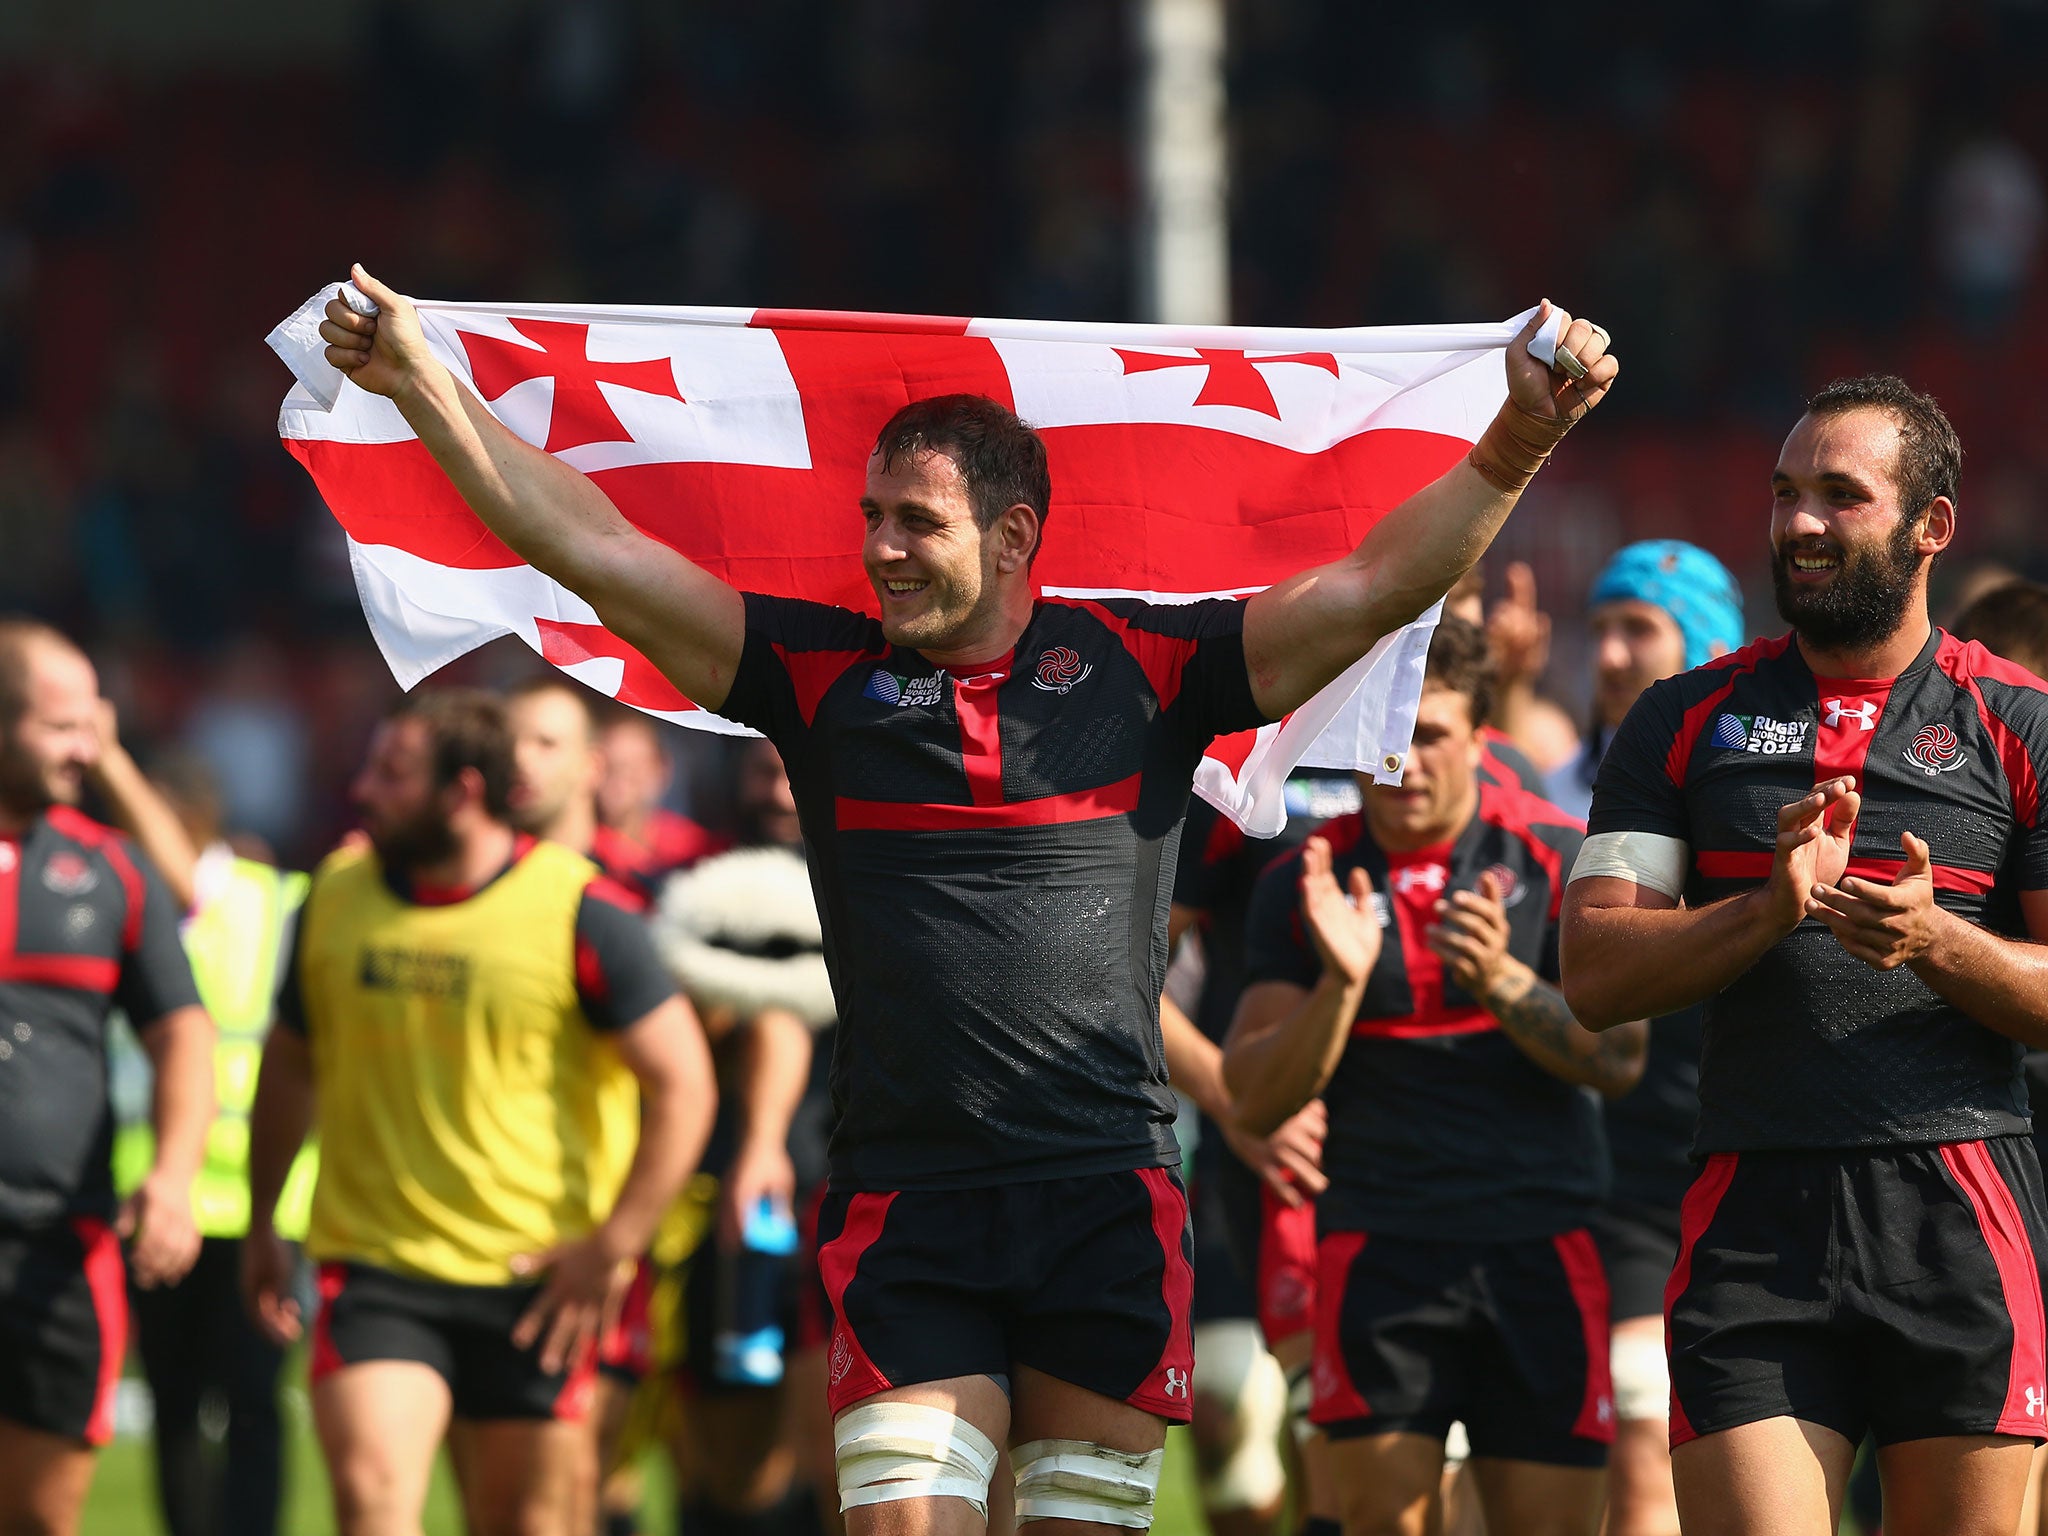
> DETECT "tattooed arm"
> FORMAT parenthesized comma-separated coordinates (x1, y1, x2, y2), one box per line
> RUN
(1431, 871, 1647, 1099)
(1479, 962, 1646, 1098)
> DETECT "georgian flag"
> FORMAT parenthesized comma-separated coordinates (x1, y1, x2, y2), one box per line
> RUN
(268, 291, 1560, 836)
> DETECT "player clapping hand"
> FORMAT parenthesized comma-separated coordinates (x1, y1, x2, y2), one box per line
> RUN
(1299, 835, 1380, 987)
(1806, 830, 1941, 972)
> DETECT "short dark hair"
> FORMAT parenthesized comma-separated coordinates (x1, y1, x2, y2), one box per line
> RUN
(1422, 615, 1496, 728)
(387, 688, 515, 820)
(1951, 580, 2048, 678)
(871, 394, 1052, 548)
(507, 674, 597, 739)
(1804, 374, 1962, 523)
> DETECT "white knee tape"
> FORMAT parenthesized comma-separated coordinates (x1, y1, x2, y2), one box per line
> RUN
(833, 1401, 1001, 1516)
(1191, 1321, 1288, 1511)
(1611, 1329, 1671, 1424)
(1013, 1438, 1166, 1529)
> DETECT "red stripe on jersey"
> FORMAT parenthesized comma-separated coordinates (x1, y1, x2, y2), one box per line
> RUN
(1938, 634, 2042, 828)
(1309, 1232, 1371, 1424)
(1479, 781, 1581, 920)
(819, 1192, 897, 1415)
(750, 308, 972, 335)
(0, 954, 120, 990)
(1811, 680, 1894, 836)
(1665, 1154, 1740, 1447)
(574, 934, 607, 1005)
(834, 773, 1142, 831)
(71, 1217, 127, 1447)
(1552, 1229, 1616, 1443)
(1939, 1140, 2048, 1438)
(1382, 844, 1452, 1021)
(1691, 849, 1996, 894)
(1131, 1167, 1196, 1419)
(954, 674, 1005, 807)
(776, 646, 872, 729)
(1352, 1006, 1495, 1040)
(1665, 635, 1794, 788)
(584, 874, 649, 916)
(311, 1263, 347, 1381)
(1054, 598, 1194, 711)
(0, 835, 18, 965)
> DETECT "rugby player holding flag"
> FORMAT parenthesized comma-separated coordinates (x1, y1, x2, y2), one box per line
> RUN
(316, 267, 1616, 1536)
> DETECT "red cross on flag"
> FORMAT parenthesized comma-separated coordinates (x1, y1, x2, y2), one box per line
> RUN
(269, 289, 1559, 835)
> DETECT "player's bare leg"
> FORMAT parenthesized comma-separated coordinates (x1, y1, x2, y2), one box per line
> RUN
(1599, 1315, 1678, 1536)
(670, 1384, 796, 1530)
(0, 1419, 99, 1536)
(1007, 1367, 1168, 1536)
(1466, 1459, 1603, 1536)
(1874, 1433, 2036, 1536)
(840, 1374, 1011, 1536)
(1669, 1417, 1854, 1536)
(1326, 1431, 1447, 1536)
(448, 1415, 591, 1536)
(313, 1360, 454, 1536)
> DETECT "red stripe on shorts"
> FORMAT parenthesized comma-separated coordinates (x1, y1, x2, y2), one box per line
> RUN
(1664, 1154, 1739, 1448)
(818, 1192, 897, 1415)
(311, 1263, 348, 1382)
(70, 1218, 127, 1447)
(552, 1340, 599, 1422)
(1131, 1167, 1196, 1419)
(1939, 1140, 2048, 1438)
(1308, 1232, 1370, 1425)
(1553, 1228, 1617, 1443)
(1256, 1184, 1317, 1348)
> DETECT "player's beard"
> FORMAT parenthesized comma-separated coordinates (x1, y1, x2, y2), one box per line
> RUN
(367, 802, 459, 873)
(1772, 514, 1924, 652)
(0, 735, 68, 817)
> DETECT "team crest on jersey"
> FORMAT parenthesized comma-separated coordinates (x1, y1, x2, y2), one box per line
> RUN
(1711, 713, 1808, 755)
(1030, 645, 1093, 695)
(863, 668, 946, 708)
(1483, 863, 1528, 908)
(1902, 722, 1966, 776)
(41, 851, 97, 896)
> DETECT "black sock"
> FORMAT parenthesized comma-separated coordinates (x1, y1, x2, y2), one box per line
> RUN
(1300, 1517, 1343, 1536)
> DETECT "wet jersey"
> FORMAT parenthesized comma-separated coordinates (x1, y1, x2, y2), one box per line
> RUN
(718, 592, 1270, 1191)
(1589, 629, 2048, 1153)
(0, 807, 199, 1230)
(1243, 785, 1606, 1239)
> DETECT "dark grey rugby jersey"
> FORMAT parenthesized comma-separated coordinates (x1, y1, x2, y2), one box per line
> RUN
(1589, 629, 2048, 1153)
(0, 807, 200, 1229)
(719, 592, 1273, 1191)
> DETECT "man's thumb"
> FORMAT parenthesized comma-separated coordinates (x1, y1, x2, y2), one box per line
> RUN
(1348, 866, 1374, 903)
(1477, 869, 1504, 903)
(1901, 831, 1932, 879)
(349, 263, 398, 310)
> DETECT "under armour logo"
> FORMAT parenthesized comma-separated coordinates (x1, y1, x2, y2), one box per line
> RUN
(1162, 1368, 1188, 1399)
(2029, 1385, 2043, 1417)
(1597, 1394, 1614, 1426)
(1393, 864, 1448, 896)
(1822, 698, 1878, 731)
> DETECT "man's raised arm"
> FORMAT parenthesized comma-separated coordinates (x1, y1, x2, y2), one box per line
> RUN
(1241, 304, 1617, 720)
(322, 265, 746, 711)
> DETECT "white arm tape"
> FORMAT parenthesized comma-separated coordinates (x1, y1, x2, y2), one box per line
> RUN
(1569, 831, 1690, 901)
(1013, 1438, 1166, 1528)
(834, 1401, 1000, 1516)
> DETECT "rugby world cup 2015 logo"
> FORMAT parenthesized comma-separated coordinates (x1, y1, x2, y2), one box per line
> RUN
(1903, 722, 1966, 776)
(1031, 645, 1092, 695)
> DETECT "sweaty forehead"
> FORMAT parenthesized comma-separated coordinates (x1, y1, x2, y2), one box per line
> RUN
(864, 445, 972, 510)
(1777, 407, 1904, 488)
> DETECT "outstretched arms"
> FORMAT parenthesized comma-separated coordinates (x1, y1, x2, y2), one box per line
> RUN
(321, 266, 747, 710)
(1240, 305, 1618, 720)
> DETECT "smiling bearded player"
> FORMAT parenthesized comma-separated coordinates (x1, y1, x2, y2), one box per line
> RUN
(1562, 376, 2048, 1536)
(316, 266, 1618, 1536)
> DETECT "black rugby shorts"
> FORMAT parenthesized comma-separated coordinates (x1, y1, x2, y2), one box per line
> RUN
(310, 1261, 596, 1422)
(0, 1217, 126, 1445)
(1309, 1227, 1615, 1466)
(1590, 1198, 1682, 1326)
(1667, 1137, 2048, 1448)
(815, 1168, 1195, 1421)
